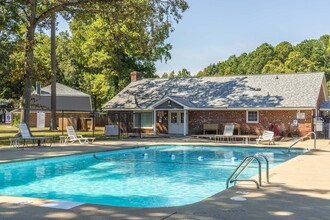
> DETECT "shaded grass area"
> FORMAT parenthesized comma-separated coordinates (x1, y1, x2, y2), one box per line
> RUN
(0, 124, 119, 146)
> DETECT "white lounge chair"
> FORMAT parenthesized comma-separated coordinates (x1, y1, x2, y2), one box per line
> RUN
(256, 130, 274, 145)
(223, 124, 235, 136)
(215, 124, 235, 142)
(14, 123, 51, 147)
(66, 126, 95, 144)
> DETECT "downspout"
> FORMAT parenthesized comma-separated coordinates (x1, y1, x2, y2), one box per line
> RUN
(184, 109, 187, 136)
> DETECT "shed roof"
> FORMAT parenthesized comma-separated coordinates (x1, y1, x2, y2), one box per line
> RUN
(103, 72, 327, 110)
(33, 83, 90, 97)
(31, 83, 92, 112)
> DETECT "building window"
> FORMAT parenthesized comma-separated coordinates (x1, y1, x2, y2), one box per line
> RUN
(171, 112, 177, 123)
(246, 110, 259, 123)
(134, 112, 153, 128)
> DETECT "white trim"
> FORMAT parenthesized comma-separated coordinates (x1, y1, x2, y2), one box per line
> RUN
(183, 110, 187, 136)
(246, 110, 259, 123)
(133, 111, 154, 129)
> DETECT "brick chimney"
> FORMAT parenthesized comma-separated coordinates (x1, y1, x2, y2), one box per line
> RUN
(130, 71, 142, 82)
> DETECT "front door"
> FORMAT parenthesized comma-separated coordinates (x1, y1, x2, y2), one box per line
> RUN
(169, 111, 184, 134)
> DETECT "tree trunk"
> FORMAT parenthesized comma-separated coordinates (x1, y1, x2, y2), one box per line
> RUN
(50, 11, 57, 131)
(21, 0, 37, 127)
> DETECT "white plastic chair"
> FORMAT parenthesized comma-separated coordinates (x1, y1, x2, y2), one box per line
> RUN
(256, 130, 274, 145)
(66, 126, 95, 144)
(17, 123, 51, 147)
(215, 124, 235, 142)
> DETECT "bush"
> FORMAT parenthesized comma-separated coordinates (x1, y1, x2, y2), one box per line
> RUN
(12, 113, 20, 126)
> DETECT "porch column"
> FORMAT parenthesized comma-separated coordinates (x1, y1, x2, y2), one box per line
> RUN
(153, 110, 157, 136)
(184, 110, 187, 136)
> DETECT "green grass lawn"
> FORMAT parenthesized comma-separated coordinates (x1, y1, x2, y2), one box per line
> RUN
(0, 124, 118, 146)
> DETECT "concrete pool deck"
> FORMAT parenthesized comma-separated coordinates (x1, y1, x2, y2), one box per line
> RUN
(0, 138, 329, 219)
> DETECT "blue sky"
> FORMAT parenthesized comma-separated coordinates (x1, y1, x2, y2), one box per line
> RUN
(59, 0, 330, 76)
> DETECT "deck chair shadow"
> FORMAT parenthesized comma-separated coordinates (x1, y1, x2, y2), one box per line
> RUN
(66, 126, 95, 144)
(16, 123, 51, 147)
(256, 130, 274, 145)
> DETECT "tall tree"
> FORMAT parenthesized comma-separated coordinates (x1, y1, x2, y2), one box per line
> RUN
(261, 59, 287, 74)
(50, 12, 56, 131)
(161, 72, 169, 78)
(284, 51, 316, 73)
(274, 41, 293, 63)
(169, 70, 176, 78)
(1, 0, 188, 126)
(177, 68, 191, 77)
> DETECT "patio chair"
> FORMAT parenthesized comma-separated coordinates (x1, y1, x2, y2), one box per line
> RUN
(256, 130, 274, 145)
(15, 123, 52, 147)
(66, 126, 95, 144)
(223, 124, 235, 136)
(215, 124, 235, 142)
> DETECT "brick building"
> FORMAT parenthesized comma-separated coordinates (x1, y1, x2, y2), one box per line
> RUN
(14, 83, 92, 129)
(103, 72, 328, 137)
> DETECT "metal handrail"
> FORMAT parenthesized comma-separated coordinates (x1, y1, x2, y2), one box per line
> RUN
(288, 131, 316, 153)
(232, 157, 254, 180)
(226, 155, 262, 189)
(254, 153, 270, 183)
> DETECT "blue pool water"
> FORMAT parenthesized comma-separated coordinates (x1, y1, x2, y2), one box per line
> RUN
(0, 146, 305, 207)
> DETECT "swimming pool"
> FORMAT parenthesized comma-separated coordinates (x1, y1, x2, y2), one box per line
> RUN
(0, 145, 305, 207)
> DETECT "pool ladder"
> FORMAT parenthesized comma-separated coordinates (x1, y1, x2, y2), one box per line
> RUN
(288, 131, 316, 153)
(226, 154, 270, 189)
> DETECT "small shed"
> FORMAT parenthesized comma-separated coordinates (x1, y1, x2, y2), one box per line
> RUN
(27, 83, 93, 129)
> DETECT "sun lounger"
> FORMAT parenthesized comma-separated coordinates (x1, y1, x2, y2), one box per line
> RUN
(215, 124, 235, 142)
(11, 123, 52, 148)
(66, 126, 95, 144)
(256, 130, 275, 145)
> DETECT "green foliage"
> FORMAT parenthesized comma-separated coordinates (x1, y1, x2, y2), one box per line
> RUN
(162, 69, 191, 78)
(12, 113, 21, 127)
(161, 72, 169, 78)
(0, 0, 188, 110)
(80, 73, 111, 110)
(198, 34, 330, 93)
(284, 51, 316, 73)
(275, 41, 294, 62)
(177, 68, 191, 78)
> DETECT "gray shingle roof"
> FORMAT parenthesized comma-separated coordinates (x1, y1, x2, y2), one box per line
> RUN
(31, 83, 92, 111)
(103, 72, 326, 110)
(33, 83, 90, 97)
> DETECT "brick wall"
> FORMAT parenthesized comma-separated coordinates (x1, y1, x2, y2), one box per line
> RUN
(106, 109, 313, 137)
(188, 110, 312, 137)
(29, 112, 90, 128)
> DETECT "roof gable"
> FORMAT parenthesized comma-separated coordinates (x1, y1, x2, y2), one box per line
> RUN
(152, 97, 188, 109)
